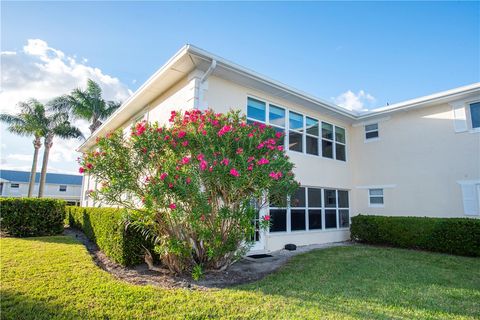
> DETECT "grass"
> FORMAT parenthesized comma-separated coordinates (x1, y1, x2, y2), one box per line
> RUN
(1, 236, 479, 319)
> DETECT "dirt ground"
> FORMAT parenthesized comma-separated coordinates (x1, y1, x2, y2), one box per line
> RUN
(64, 228, 349, 289)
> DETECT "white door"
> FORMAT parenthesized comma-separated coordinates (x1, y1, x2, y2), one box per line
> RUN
(249, 204, 266, 253)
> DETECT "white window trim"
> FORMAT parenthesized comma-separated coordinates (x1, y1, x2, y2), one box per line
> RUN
(59, 185, 67, 192)
(368, 188, 385, 208)
(246, 95, 346, 162)
(364, 123, 380, 143)
(10, 183, 20, 188)
(449, 99, 480, 134)
(457, 180, 480, 216)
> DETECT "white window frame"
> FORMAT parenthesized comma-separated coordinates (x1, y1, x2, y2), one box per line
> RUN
(468, 101, 480, 132)
(246, 96, 346, 162)
(59, 185, 67, 192)
(10, 183, 19, 189)
(268, 186, 350, 234)
(368, 188, 384, 207)
(364, 123, 379, 142)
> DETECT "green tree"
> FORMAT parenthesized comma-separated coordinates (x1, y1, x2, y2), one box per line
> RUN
(80, 109, 298, 274)
(51, 79, 121, 134)
(37, 109, 84, 197)
(0, 99, 47, 197)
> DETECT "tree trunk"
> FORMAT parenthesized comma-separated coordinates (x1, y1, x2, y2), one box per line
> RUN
(89, 117, 102, 133)
(28, 137, 42, 197)
(38, 134, 53, 198)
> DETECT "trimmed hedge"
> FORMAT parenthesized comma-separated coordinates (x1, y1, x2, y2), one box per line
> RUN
(66, 206, 152, 266)
(351, 215, 480, 257)
(0, 198, 66, 237)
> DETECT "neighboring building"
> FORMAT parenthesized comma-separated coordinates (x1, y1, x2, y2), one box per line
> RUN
(78, 45, 480, 253)
(0, 170, 82, 205)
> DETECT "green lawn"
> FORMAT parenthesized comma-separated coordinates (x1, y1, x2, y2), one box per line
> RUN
(1, 236, 479, 319)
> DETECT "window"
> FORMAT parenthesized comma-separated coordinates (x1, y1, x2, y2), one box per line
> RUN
(269, 187, 349, 232)
(289, 111, 304, 152)
(247, 97, 266, 123)
(459, 182, 480, 216)
(369, 188, 384, 206)
(365, 123, 379, 140)
(10, 183, 19, 188)
(322, 122, 346, 161)
(246, 97, 346, 161)
(59, 185, 67, 192)
(470, 102, 480, 129)
(306, 117, 319, 155)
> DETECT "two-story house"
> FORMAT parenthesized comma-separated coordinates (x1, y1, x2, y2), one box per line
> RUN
(78, 45, 480, 252)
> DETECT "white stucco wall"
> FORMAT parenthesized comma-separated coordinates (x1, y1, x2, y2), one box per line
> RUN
(1, 181, 81, 203)
(350, 102, 480, 218)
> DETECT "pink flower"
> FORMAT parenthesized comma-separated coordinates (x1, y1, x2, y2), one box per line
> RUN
(178, 131, 186, 138)
(230, 168, 240, 177)
(169, 203, 176, 210)
(201, 130, 207, 135)
(181, 156, 190, 165)
(236, 148, 243, 154)
(257, 158, 270, 165)
(186, 177, 191, 184)
(135, 122, 146, 136)
(86, 163, 93, 169)
(182, 140, 189, 147)
(168, 183, 174, 189)
(200, 214, 206, 221)
(209, 166, 213, 172)
(277, 146, 284, 151)
(199, 160, 208, 171)
(220, 158, 229, 166)
(247, 165, 253, 171)
(197, 153, 205, 161)
(160, 172, 168, 180)
(263, 215, 271, 221)
(247, 156, 255, 163)
(275, 132, 283, 139)
(257, 143, 264, 149)
(269, 171, 283, 180)
(217, 125, 232, 136)
(79, 167, 85, 173)
(248, 133, 254, 138)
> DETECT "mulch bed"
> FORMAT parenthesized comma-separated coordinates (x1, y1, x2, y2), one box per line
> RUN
(63, 228, 294, 289)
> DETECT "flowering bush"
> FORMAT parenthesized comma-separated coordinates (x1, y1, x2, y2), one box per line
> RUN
(80, 109, 298, 274)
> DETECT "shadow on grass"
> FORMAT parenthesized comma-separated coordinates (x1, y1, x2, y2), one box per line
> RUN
(239, 245, 480, 319)
(0, 290, 83, 320)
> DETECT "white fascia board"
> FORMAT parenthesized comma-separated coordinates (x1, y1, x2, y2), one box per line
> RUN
(356, 83, 480, 120)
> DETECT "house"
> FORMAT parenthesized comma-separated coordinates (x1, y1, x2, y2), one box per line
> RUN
(78, 45, 480, 253)
(0, 170, 82, 205)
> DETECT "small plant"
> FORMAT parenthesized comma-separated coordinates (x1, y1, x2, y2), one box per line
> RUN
(191, 264, 203, 281)
(80, 109, 299, 273)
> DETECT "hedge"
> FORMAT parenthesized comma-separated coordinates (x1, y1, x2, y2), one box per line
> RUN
(0, 198, 66, 237)
(66, 206, 152, 266)
(350, 215, 480, 257)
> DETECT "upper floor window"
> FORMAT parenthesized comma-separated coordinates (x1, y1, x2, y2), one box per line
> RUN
(10, 183, 19, 188)
(59, 185, 67, 192)
(247, 97, 346, 161)
(322, 122, 346, 161)
(365, 123, 379, 140)
(470, 102, 480, 129)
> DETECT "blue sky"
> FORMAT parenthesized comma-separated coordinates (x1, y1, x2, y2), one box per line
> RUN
(1, 1, 479, 173)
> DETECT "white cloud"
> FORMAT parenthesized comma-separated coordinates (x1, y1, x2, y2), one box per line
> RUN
(0, 39, 133, 174)
(6, 153, 33, 162)
(332, 90, 376, 112)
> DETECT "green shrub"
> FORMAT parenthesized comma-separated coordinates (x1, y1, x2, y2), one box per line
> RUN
(0, 198, 66, 237)
(66, 206, 152, 266)
(351, 215, 480, 257)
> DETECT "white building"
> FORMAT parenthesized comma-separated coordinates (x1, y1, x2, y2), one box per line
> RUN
(0, 170, 82, 205)
(79, 45, 480, 253)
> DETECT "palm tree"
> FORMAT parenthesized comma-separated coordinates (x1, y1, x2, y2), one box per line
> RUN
(37, 110, 84, 197)
(0, 100, 47, 197)
(51, 79, 121, 134)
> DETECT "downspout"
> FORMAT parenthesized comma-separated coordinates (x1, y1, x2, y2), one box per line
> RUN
(197, 59, 217, 110)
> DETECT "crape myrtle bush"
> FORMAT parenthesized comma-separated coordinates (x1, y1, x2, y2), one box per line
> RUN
(0, 198, 65, 237)
(66, 206, 152, 266)
(79, 109, 299, 274)
(351, 215, 480, 257)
